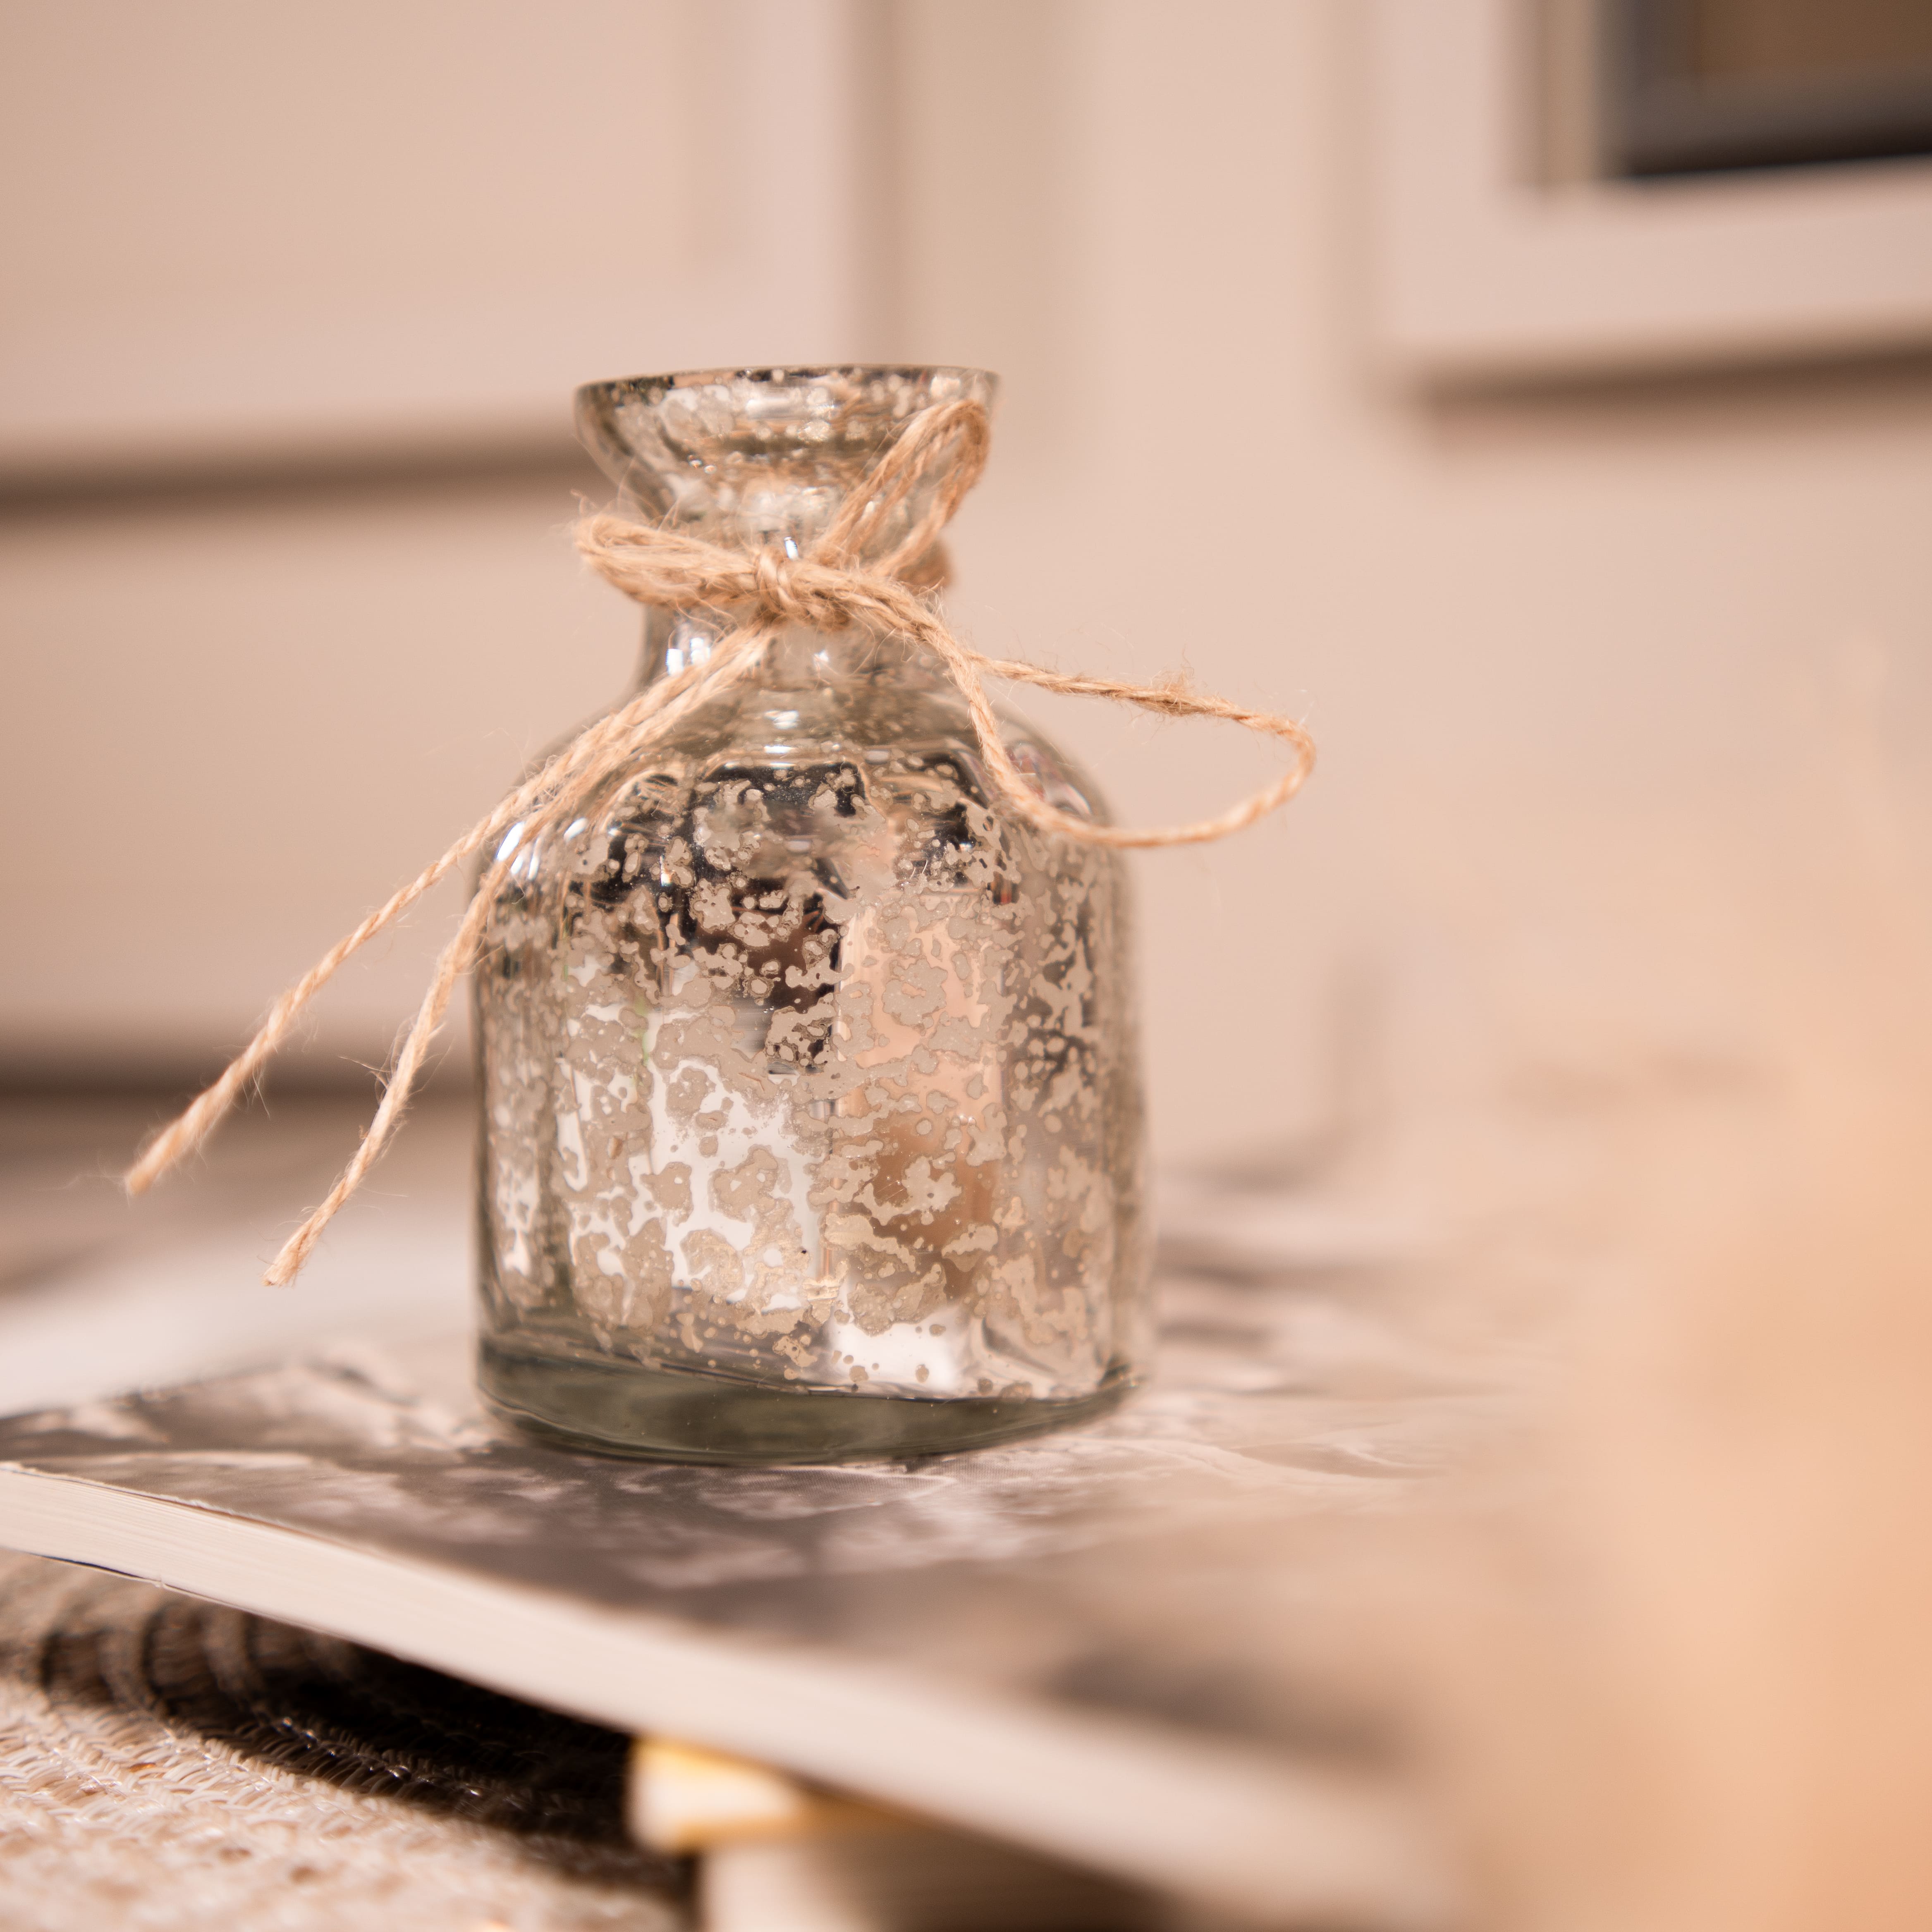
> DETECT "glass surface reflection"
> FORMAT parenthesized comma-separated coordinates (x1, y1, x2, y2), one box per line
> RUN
(474, 368, 1148, 1463)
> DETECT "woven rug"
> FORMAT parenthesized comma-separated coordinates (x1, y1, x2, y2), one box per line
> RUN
(0, 1551, 683, 1930)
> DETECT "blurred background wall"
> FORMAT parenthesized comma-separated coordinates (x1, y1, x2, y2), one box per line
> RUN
(5, 0, 1932, 1173)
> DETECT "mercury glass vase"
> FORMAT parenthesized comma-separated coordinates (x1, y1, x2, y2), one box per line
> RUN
(474, 366, 1148, 1463)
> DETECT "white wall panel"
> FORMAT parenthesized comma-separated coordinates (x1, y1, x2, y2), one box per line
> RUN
(0, 0, 871, 476)
(0, 471, 635, 1074)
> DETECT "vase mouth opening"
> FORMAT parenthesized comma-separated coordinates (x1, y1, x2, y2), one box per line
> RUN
(573, 365, 998, 557)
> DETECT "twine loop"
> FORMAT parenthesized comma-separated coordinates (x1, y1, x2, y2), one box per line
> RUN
(125, 396, 1315, 1285)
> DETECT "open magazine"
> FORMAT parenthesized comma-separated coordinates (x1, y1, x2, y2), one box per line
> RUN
(0, 1168, 1462, 1929)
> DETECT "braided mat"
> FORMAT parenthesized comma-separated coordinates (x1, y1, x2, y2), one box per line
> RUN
(0, 1552, 683, 1930)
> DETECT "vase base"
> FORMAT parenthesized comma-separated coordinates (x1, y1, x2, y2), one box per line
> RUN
(476, 1339, 1133, 1465)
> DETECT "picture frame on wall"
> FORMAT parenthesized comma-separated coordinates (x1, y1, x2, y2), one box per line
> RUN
(1366, 0, 1932, 382)
(1602, 0, 1932, 180)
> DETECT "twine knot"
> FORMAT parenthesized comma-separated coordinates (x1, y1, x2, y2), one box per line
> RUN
(747, 549, 851, 631)
(125, 395, 1315, 1286)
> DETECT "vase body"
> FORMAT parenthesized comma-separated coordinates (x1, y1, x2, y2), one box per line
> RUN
(474, 367, 1147, 1462)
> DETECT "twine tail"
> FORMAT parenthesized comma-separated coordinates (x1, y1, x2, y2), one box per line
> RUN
(253, 619, 780, 1281)
(124, 809, 515, 1201)
(123, 986, 308, 1198)
(125, 620, 773, 1214)
(825, 576, 1317, 851)
(966, 645, 1318, 848)
(122, 848, 490, 1198)
(263, 869, 501, 1285)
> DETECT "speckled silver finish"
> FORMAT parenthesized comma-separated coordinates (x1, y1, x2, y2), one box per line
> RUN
(474, 369, 1148, 1460)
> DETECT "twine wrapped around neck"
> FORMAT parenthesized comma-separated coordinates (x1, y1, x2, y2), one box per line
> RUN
(126, 398, 1315, 1284)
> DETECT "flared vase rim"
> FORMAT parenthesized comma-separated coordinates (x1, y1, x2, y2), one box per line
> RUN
(574, 363, 999, 411)
(572, 364, 1002, 514)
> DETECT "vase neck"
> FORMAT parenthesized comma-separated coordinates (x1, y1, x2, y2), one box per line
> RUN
(628, 606, 942, 698)
(583, 368, 995, 703)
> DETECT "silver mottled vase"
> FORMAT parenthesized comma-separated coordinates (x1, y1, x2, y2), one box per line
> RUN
(475, 366, 1148, 1462)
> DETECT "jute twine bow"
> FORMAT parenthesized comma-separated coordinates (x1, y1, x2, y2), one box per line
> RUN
(126, 398, 1315, 1284)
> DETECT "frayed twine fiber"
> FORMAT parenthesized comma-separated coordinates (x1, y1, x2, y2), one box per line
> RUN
(126, 399, 1315, 1284)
